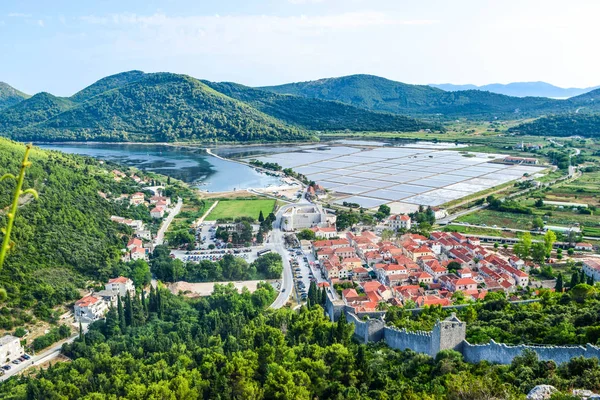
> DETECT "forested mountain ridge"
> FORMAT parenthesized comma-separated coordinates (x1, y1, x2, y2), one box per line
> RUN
(0, 82, 29, 110)
(1, 73, 311, 143)
(0, 92, 75, 131)
(508, 113, 600, 137)
(262, 74, 600, 118)
(202, 80, 441, 132)
(0, 139, 159, 327)
(69, 70, 147, 103)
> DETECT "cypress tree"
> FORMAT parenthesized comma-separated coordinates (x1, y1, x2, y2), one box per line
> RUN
(156, 288, 163, 319)
(148, 286, 156, 313)
(570, 271, 580, 288)
(581, 269, 586, 285)
(555, 273, 563, 292)
(117, 296, 126, 331)
(588, 275, 594, 285)
(258, 210, 265, 223)
(141, 289, 148, 315)
(124, 292, 133, 327)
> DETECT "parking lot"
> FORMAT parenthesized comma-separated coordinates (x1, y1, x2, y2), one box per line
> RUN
(0, 353, 32, 377)
(287, 247, 328, 304)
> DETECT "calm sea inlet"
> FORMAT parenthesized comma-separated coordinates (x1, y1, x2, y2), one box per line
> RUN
(39, 143, 285, 193)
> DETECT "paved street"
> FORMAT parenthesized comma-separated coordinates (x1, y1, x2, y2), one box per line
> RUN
(154, 197, 182, 246)
(0, 325, 87, 382)
(268, 191, 310, 309)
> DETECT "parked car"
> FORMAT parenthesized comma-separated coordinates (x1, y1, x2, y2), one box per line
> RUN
(2, 365, 11, 370)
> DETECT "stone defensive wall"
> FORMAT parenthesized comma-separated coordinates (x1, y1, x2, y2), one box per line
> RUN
(327, 295, 600, 365)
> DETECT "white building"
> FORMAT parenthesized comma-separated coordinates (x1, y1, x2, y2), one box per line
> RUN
(0, 335, 24, 364)
(74, 295, 109, 323)
(150, 206, 165, 219)
(583, 258, 600, 282)
(281, 205, 330, 231)
(130, 192, 145, 206)
(388, 214, 411, 230)
(130, 247, 147, 261)
(105, 276, 136, 298)
(310, 225, 337, 239)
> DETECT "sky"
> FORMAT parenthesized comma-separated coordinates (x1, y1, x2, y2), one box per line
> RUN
(1, 0, 599, 96)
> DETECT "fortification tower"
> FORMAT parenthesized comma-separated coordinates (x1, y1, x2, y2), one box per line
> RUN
(430, 313, 467, 356)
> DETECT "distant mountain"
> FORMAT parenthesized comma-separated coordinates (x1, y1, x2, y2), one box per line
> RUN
(508, 113, 600, 137)
(1, 73, 310, 143)
(261, 74, 562, 118)
(0, 92, 74, 131)
(430, 82, 600, 99)
(0, 82, 29, 110)
(70, 70, 147, 103)
(202, 80, 439, 132)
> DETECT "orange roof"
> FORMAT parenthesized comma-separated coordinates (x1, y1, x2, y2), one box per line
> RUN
(75, 295, 100, 307)
(361, 281, 381, 293)
(108, 276, 129, 284)
(343, 257, 362, 263)
(317, 282, 330, 288)
(455, 278, 477, 286)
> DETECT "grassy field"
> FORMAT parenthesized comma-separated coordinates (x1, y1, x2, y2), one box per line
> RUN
(207, 199, 276, 221)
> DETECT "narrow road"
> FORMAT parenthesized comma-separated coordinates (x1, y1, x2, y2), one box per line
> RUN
(0, 327, 86, 382)
(193, 200, 218, 228)
(154, 197, 182, 246)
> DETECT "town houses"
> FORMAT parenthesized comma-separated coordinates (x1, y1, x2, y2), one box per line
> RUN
(74, 277, 136, 323)
(309, 227, 531, 313)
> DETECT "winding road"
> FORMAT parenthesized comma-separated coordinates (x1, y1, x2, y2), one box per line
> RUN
(268, 191, 310, 309)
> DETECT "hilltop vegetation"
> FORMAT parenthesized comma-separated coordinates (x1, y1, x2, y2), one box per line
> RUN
(0, 82, 29, 110)
(203, 81, 440, 132)
(262, 74, 600, 119)
(0, 71, 440, 144)
(509, 114, 600, 137)
(2, 73, 310, 143)
(0, 139, 161, 327)
(0, 92, 74, 131)
(69, 70, 146, 103)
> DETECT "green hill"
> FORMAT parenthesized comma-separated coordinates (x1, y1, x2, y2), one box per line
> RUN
(261, 74, 570, 118)
(202, 80, 440, 132)
(70, 70, 146, 103)
(508, 113, 600, 137)
(3, 73, 311, 143)
(0, 82, 29, 110)
(0, 92, 75, 131)
(0, 139, 157, 326)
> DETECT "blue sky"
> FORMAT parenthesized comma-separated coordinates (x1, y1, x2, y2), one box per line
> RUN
(1, 0, 599, 96)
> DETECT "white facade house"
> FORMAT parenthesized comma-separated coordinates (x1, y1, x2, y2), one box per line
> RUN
(130, 247, 147, 261)
(0, 335, 24, 364)
(150, 206, 165, 219)
(388, 214, 411, 230)
(583, 259, 600, 282)
(105, 276, 136, 298)
(74, 295, 109, 323)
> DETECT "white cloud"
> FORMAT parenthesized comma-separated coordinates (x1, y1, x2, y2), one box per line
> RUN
(37, 19, 44, 27)
(7, 12, 31, 18)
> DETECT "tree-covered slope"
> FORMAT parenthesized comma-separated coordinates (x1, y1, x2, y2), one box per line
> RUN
(0, 92, 75, 131)
(508, 114, 600, 137)
(261, 74, 567, 118)
(0, 139, 153, 326)
(203, 80, 441, 132)
(0, 82, 29, 110)
(5, 73, 310, 142)
(70, 70, 147, 103)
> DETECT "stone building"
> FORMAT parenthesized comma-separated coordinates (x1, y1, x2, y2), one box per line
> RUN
(0, 335, 24, 364)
